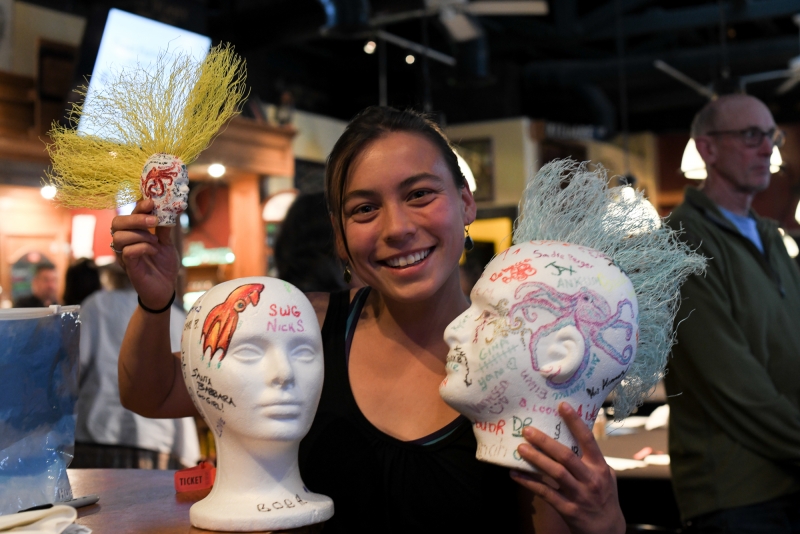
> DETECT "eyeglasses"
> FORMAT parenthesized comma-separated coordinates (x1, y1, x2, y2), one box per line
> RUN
(706, 127, 785, 148)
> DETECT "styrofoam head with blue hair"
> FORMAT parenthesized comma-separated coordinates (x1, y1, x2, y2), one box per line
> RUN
(440, 159, 705, 472)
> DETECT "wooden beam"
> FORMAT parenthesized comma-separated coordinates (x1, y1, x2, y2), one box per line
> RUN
(228, 172, 265, 279)
(193, 117, 296, 177)
(0, 134, 50, 162)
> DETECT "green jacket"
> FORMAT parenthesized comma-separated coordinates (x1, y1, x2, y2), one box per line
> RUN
(666, 186, 800, 521)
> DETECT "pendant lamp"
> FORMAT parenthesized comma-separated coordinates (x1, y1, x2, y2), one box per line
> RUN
(681, 139, 783, 179)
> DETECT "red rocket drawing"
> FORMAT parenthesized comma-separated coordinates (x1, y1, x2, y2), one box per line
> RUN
(201, 283, 265, 363)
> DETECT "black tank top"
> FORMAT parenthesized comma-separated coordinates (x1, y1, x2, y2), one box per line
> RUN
(299, 289, 522, 533)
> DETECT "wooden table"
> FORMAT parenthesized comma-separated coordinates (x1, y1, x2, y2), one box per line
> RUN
(596, 428, 680, 527)
(69, 427, 674, 532)
(70, 469, 320, 534)
(598, 427, 670, 479)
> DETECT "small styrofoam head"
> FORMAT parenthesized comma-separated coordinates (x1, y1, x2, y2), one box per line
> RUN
(140, 153, 189, 226)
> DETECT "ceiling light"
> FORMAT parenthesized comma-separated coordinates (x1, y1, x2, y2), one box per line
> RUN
(262, 190, 298, 222)
(208, 163, 226, 178)
(681, 139, 783, 179)
(405, 54, 415, 65)
(40, 185, 57, 200)
(605, 186, 661, 234)
(455, 151, 477, 193)
(364, 41, 376, 54)
(770, 146, 783, 173)
(781, 230, 799, 258)
(680, 139, 706, 180)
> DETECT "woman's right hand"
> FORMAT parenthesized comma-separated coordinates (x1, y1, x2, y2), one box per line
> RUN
(110, 198, 179, 309)
(510, 402, 625, 534)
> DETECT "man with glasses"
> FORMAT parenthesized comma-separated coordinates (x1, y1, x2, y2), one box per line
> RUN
(666, 94, 800, 533)
(14, 264, 59, 308)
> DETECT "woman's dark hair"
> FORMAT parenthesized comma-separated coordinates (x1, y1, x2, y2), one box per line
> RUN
(274, 192, 348, 293)
(324, 106, 466, 259)
(63, 258, 101, 305)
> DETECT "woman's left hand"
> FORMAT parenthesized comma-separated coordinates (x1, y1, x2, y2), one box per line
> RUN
(510, 402, 625, 534)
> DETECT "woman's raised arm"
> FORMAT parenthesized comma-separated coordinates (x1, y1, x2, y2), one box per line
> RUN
(113, 198, 197, 418)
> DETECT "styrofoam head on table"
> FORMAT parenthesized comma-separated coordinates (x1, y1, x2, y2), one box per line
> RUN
(181, 277, 333, 531)
(440, 241, 638, 470)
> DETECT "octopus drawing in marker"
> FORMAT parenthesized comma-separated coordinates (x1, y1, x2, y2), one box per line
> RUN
(508, 282, 635, 390)
(142, 160, 181, 199)
(201, 283, 265, 364)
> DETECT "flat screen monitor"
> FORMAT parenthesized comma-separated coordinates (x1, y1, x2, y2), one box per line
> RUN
(78, 8, 211, 137)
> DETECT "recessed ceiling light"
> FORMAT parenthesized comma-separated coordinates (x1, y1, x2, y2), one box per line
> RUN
(40, 185, 57, 200)
(208, 163, 226, 178)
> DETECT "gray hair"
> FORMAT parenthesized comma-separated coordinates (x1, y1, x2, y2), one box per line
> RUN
(690, 101, 718, 138)
(690, 94, 764, 138)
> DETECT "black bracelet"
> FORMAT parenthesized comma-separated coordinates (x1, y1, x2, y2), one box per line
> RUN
(138, 291, 176, 314)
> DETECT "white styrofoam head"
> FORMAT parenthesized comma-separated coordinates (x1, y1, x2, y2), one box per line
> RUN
(440, 241, 638, 472)
(181, 277, 333, 530)
(140, 153, 189, 226)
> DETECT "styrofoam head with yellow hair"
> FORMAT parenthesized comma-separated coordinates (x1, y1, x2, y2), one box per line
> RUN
(45, 44, 247, 226)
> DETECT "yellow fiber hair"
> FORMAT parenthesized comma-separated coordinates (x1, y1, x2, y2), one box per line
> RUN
(45, 43, 248, 209)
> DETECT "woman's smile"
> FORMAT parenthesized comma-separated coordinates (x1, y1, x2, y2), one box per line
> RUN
(341, 131, 475, 303)
(381, 247, 434, 268)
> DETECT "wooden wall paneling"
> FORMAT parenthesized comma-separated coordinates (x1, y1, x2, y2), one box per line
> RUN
(187, 118, 295, 279)
(0, 71, 36, 137)
(227, 173, 265, 279)
(0, 185, 70, 306)
(36, 39, 77, 136)
(193, 118, 296, 178)
(751, 123, 800, 230)
(655, 133, 694, 215)
(0, 134, 50, 162)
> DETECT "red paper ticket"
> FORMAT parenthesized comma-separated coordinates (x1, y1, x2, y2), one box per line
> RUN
(174, 461, 216, 492)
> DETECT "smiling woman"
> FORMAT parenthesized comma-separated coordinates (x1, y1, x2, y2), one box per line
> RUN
(113, 106, 626, 534)
(337, 130, 475, 305)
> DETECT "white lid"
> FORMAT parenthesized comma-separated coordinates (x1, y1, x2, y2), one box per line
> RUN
(0, 305, 80, 320)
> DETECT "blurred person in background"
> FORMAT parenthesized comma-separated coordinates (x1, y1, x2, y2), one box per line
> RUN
(274, 191, 361, 292)
(667, 94, 800, 533)
(14, 264, 59, 307)
(63, 258, 101, 306)
(72, 262, 200, 469)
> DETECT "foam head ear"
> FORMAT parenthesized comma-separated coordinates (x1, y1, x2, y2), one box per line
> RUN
(534, 324, 585, 385)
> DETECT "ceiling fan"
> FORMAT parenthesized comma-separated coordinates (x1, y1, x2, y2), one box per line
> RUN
(370, 0, 549, 42)
(654, 13, 800, 97)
